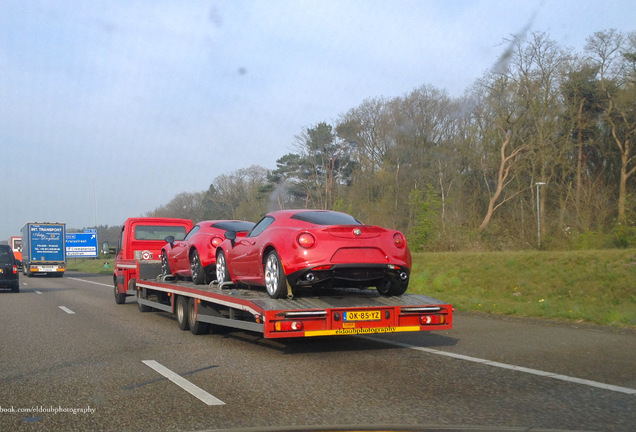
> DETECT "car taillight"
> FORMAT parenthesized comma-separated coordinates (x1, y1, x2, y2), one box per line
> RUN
(297, 232, 315, 248)
(211, 236, 223, 247)
(393, 233, 406, 248)
(12, 265, 17, 274)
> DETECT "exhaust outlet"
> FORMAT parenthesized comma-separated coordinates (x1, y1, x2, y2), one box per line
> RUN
(305, 273, 315, 282)
(399, 271, 408, 281)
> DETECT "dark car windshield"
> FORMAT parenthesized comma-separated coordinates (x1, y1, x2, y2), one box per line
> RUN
(211, 221, 255, 232)
(0, 246, 14, 264)
(291, 211, 362, 226)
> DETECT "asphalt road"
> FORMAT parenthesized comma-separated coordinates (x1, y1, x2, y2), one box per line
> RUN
(0, 272, 634, 432)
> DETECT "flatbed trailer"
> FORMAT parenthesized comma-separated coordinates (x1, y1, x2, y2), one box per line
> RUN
(131, 262, 453, 339)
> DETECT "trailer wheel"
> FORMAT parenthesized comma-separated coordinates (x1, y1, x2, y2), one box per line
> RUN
(190, 250, 206, 285)
(264, 251, 287, 299)
(215, 251, 230, 283)
(188, 298, 209, 335)
(176, 296, 190, 331)
(114, 280, 127, 304)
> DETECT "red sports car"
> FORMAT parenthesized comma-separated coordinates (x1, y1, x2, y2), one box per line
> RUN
(215, 210, 412, 298)
(162, 220, 255, 284)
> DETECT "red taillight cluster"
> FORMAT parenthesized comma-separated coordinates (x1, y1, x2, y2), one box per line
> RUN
(420, 314, 447, 325)
(297, 232, 315, 248)
(12, 265, 18, 274)
(274, 321, 304, 332)
(210, 236, 223, 248)
(393, 233, 406, 248)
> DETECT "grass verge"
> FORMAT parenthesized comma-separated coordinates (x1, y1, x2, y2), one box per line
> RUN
(409, 249, 636, 327)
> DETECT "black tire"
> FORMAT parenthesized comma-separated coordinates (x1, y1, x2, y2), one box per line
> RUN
(215, 251, 230, 283)
(190, 250, 206, 285)
(114, 280, 127, 304)
(188, 298, 209, 335)
(376, 277, 408, 296)
(161, 251, 172, 277)
(137, 289, 153, 312)
(176, 296, 190, 331)
(264, 251, 288, 299)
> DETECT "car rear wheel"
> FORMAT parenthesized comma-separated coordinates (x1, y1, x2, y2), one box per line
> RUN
(264, 251, 288, 299)
(190, 250, 206, 285)
(376, 277, 408, 296)
(161, 251, 171, 277)
(176, 296, 190, 331)
(215, 251, 230, 284)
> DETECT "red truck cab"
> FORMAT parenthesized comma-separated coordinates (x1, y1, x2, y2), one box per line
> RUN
(113, 217, 193, 304)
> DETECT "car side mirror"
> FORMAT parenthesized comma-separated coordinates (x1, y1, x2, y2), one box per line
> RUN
(164, 236, 175, 248)
(224, 231, 237, 247)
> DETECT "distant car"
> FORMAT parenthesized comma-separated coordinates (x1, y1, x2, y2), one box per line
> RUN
(0, 244, 19, 293)
(215, 210, 412, 299)
(162, 220, 255, 284)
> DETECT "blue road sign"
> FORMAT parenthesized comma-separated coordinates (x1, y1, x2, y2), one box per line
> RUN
(66, 232, 98, 257)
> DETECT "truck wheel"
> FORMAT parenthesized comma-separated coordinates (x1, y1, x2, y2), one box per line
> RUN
(188, 297, 209, 335)
(114, 280, 127, 304)
(161, 251, 172, 277)
(264, 251, 287, 299)
(176, 296, 190, 331)
(190, 250, 206, 285)
(215, 251, 230, 283)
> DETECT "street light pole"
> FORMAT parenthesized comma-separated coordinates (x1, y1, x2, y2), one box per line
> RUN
(535, 182, 546, 249)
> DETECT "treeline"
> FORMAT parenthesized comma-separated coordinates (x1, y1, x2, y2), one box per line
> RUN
(147, 30, 635, 251)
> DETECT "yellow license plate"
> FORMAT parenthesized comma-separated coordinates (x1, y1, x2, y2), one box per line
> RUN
(344, 310, 381, 321)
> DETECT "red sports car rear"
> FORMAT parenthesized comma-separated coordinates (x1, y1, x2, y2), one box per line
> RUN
(216, 210, 411, 298)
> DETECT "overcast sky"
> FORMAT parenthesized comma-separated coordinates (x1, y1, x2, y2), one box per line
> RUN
(1, 0, 633, 241)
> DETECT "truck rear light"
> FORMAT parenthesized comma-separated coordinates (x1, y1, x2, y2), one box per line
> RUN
(420, 315, 446, 325)
(12, 265, 17, 274)
(274, 321, 304, 332)
(210, 236, 223, 247)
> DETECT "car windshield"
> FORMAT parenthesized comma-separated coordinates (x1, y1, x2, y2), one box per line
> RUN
(134, 225, 188, 241)
(211, 221, 254, 232)
(290, 211, 362, 226)
(0, 247, 13, 264)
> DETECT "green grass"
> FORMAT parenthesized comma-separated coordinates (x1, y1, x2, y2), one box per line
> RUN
(409, 249, 636, 327)
(67, 250, 636, 327)
(66, 256, 115, 275)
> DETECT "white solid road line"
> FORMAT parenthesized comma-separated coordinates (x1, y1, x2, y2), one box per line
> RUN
(66, 277, 111, 287)
(58, 306, 76, 314)
(142, 360, 225, 406)
(363, 336, 636, 396)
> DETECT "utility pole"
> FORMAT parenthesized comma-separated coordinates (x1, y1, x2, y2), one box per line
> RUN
(535, 182, 546, 249)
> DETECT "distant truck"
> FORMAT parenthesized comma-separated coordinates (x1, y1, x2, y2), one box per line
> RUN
(21, 222, 66, 277)
(9, 236, 22, 269)
(111, 217, 194, 304)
